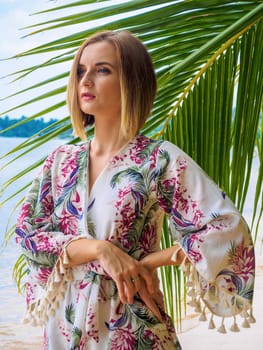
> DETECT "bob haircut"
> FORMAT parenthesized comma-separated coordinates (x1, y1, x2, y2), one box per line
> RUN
(67, 30, 157, 141)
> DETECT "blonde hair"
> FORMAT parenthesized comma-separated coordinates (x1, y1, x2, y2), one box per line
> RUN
(67, 30, 157, 141)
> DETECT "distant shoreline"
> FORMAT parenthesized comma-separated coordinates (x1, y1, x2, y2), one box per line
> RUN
(0, 116, 72, 139)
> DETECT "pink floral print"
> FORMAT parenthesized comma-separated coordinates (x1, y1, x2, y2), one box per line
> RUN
(15, 135, 254, 349)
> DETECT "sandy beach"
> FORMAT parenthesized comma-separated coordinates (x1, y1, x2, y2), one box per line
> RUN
(1, 256, 262, 350)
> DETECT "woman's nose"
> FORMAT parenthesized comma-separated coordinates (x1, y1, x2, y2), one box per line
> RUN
(82, 72, 94, 86)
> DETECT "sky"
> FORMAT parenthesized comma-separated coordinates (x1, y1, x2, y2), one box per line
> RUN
(0, 0, 73, 120)
(0, 0, 130, 121)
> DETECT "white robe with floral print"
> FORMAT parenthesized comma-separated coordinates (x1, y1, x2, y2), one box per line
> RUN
(16, 134, 255, 350)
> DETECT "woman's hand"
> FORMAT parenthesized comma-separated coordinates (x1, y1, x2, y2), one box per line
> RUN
(97, 242, 164, 321)
(136, 271, 164, 322)
(65, 238, 161, 315)
(97, 241, 155, 305)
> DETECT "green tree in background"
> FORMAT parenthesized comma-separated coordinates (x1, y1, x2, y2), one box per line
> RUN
(1, 0, 262, 326)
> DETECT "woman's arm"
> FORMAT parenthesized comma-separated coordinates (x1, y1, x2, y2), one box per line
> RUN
(64, 238, 105, 266)
(139, 244, 188, 278)
(66, 238, 163, 321)
(152, 141, 255, 322)
(66, 239, 154, 302)
(140, 244, 187, 271)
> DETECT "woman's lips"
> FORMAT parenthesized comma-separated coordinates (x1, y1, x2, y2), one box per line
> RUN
(81, 92, 95, 100)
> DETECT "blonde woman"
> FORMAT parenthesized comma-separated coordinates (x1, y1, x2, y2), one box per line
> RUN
(16, 30, 255, 349)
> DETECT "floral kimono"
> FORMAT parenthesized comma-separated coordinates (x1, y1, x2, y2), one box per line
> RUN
(15, 134, 255, 350)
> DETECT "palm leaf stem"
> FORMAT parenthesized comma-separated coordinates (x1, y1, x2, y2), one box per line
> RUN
(157, 19, 261, 139)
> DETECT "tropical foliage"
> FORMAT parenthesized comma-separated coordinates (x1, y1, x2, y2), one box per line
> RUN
(1, 0, 262, 326)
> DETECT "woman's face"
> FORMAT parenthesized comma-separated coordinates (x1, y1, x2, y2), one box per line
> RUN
(77, 41, 121, 122)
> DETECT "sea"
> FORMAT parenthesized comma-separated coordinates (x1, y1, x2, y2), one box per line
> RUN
(0, 136, 262, 346)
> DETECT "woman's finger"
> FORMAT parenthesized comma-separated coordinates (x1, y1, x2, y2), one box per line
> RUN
(131, 275, 142, 293)
(152, 290, 165, 310)
(115, 277, 127, 304)
(138, 286, 162, 322)
(124, 277, 137, 304)
(138, 267, 155, 294)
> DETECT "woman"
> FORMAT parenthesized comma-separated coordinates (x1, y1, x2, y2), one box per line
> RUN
(16, 30, 255, 349)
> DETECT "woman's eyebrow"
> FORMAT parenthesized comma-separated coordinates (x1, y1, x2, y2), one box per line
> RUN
(95, 61, 114, 67)
(78, 61, 114, 68)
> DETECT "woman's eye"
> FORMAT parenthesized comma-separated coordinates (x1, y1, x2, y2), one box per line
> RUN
(77, 67, 85, 78)
(98, 67, 110, 74)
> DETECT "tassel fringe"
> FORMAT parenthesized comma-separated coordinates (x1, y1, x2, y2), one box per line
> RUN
(22, 236, 87, 326)
(182, 263, 256, 334)
(230, 316, 240, 332)
(208, 315, 215, 329)
(217, 318, 227, 334)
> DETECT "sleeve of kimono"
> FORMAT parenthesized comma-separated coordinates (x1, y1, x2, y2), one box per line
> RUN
(155, 141, 255, 332)
(15, 147, 84, 325)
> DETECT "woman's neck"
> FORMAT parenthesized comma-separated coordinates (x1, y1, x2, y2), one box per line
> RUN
(91, 123, 129, 157)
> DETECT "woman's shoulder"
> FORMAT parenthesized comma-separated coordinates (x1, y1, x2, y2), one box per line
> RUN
(158, 139, 195, 162)
(53, 142, 86, 155)
(137, 135, 184, 156)
(43, 142, 87, 167)
(158, 139, 182, 153)
(135, 134, 162, 149)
